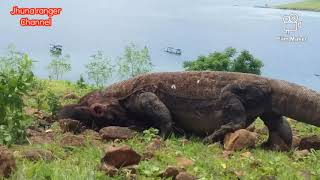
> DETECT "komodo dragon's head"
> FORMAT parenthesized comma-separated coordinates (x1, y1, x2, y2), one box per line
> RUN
(57, 99, 130, 130)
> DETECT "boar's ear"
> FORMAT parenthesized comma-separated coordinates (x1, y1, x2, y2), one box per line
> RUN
(90, 103, 105, 118)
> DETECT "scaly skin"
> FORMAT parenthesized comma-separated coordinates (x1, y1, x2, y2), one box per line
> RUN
(58, 71, 320, 149)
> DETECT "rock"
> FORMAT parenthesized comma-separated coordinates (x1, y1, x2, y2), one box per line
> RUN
(145, 138, 163, 152)
(292, 136, 301, 148)
(100, 163, 118, 176)
(176, 156, 194, 168)
(59, 119, 82, 133)
(82, 129, 101, 140)
(293, 150, 309, 160)
(158, 166, 185, 178)
(0, 146, 16, 178)
(60, 134, 85, 147)
(28, 132, 55, 144)
(142, 138, 164, 160)
(26, 127, 43, 137)
(102, 145, 141, 169)
(224, 129, 257, 151)
(299, 135, 320, 150)
(63, 93, 79, 100)
(99, 126, 136, 141)
(175, 172, 197, 180)
(20, 149, 53, 161)
(141, 151, 154, 160)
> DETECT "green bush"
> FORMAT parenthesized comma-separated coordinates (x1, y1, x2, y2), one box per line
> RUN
(45, 90, 61, 118)
(0, 53, 35, 145)
(183, 47, 263, 75)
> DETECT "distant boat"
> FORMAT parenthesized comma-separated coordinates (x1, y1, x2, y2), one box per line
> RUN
(314, 74, 320, 77)
(164, 47, 182, 55)
(254, 4, 270, 9)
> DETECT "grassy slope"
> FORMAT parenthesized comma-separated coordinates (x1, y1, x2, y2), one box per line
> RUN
(276, 0, 320, 11)
(8, 80, 320, 180)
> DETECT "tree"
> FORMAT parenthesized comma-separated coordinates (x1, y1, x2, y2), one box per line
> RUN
(47, 45, 71, 80)
(85, 51, 113, 87)
(183, 47, 263, 75)
(118, 43, 153, 79)
(232, 50, 263, 75)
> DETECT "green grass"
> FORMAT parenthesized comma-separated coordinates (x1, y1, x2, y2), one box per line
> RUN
(5, 79, 320, 179)
(276, 0, 320, 11)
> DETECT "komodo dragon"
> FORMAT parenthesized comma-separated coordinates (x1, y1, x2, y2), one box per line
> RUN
(58, 71, 320, 148)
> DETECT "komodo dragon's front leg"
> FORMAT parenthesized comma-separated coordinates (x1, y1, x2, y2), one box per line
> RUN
(124, 92, 173, 138)
(203, 85, 248, 144)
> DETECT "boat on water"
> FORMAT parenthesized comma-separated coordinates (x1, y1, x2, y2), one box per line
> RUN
(164, 47, 182, 55)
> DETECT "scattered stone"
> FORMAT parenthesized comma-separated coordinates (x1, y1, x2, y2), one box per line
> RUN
(102, 145, 141, 169)
(99, 126, 136, 141)
(20, 149, 53, 161)
(293, 150, 309, 160)
(292, 136, 301, 148)
(224, 129, 257, 151)
(175, 172, 197, 180)
(63, 93, 79, 100)
(100, 163, 118, 176)
(141, 138, 164, 160)
(145, 138, 163, 152)
(299, 135, 320, 150)
(158, 166, 185, 178)
(26, 127, 43, 137)
(176, 156, 194, 168)
(59, 118, 82, 133)
(28, 132, 55, 144)
(60, 134, 85, 147)
(240, 151, 252, 158)
(0, 146, 16, 178)
(82, 129, 101, 140)
(141, 151, 154, 160)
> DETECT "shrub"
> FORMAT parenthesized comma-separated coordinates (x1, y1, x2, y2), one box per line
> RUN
(45, 90, 61, 118)
(0, 52, 35, 145)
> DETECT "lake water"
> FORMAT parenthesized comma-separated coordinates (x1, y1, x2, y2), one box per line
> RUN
(1, 0, 320, 90)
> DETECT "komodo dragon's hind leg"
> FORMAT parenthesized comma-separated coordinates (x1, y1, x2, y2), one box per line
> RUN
(260, 112, 292, 151)
(203, 87, 247, 144)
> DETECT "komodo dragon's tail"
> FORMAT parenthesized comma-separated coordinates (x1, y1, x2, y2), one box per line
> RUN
(269, 79, 320, 126)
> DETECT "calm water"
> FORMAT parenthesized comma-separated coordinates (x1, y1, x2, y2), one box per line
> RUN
(1, 0, 319, 90)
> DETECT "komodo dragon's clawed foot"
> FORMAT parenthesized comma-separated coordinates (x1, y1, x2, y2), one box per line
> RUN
(260, 112, 293, 151)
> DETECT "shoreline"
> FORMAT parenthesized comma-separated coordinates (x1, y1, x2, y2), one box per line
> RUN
(274, 0, 320, 12)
